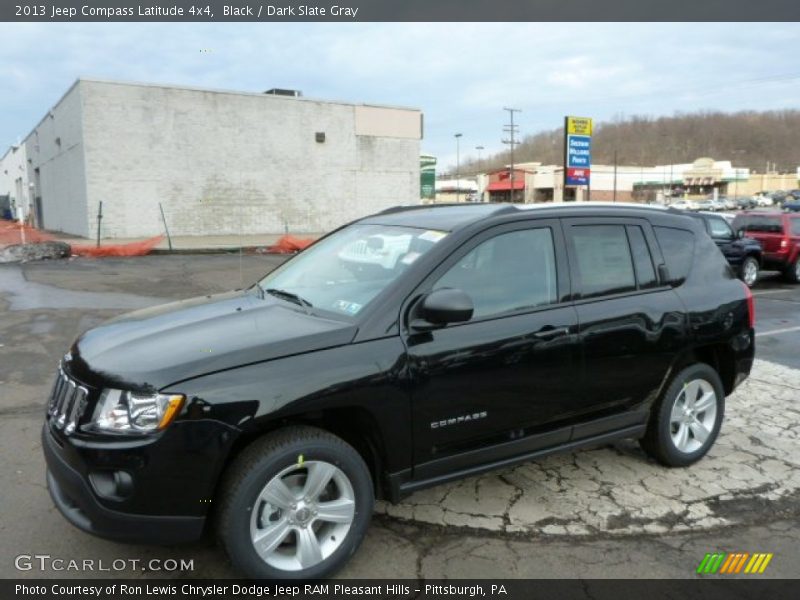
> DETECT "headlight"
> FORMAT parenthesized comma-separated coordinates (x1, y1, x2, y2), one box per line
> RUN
(92, 389, 185, 433)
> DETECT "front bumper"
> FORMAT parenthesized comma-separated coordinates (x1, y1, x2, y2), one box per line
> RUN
(42, 423, 205, 544)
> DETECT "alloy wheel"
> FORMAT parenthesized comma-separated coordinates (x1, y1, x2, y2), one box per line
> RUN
(249, 460, 355, 571)
(742, 260, 758, 287)
(669, 379, 718, 454)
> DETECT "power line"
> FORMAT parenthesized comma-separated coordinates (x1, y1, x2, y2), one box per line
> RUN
(502, 107, 521, 200)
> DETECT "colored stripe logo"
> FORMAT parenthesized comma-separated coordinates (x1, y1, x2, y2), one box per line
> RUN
(696, 552, 773, 574)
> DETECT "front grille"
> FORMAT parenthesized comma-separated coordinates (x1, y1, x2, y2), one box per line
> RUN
(48, 367, 89, 435)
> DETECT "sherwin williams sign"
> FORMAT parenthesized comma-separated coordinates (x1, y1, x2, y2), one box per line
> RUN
(564, 116, 592, 187)
(421, 154, 436, 199)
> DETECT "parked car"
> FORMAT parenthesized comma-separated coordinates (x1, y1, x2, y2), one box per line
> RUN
(670, 199, 698, 210)
(708, 198, 727, 212)
(735, 196, 757, 210)
(754, 193, 774, 207)
(714, 196, 736, 211)
(732, 211, 800, 282)
(784, 198, 800, 213)
(786, 189, 800, 201)
(43, 203, 755, 579)
(689, 212, 763, 287)
(694, 199, 716, 212)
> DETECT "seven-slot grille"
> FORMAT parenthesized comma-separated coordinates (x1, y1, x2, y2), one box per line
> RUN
(48, 367, 89, 435)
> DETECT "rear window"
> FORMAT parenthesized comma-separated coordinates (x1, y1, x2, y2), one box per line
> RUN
(654, 226, 695, 285)
(733, 215, 783, 234)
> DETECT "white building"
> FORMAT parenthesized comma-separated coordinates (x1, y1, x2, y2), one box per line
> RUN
(0, 144, 29, 220)
(7, 78, 423, 238)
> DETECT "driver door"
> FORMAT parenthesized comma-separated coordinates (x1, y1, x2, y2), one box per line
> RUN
(403, 220, 580, 480)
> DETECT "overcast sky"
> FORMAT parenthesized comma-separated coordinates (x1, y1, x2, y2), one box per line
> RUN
(2, 22, 800, 168)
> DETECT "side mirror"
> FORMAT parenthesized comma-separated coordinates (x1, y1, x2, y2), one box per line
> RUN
(411, 288, 474, 331)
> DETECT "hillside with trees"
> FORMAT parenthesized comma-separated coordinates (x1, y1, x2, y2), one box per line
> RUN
(460, 110, 800, 175)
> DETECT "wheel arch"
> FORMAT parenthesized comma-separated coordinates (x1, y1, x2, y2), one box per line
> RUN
(666, 343, 737, 397)
(219, 407, 390, 501)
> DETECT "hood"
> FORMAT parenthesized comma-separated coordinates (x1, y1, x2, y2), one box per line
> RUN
(69, 290, 357, 391)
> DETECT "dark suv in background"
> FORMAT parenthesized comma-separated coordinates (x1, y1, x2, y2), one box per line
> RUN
(732, 211, 800, 282)
(43, 203, 755, 579)
(688, 212, 763, 286)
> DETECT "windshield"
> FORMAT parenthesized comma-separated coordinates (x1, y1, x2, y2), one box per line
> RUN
(258, 223, 448, 318)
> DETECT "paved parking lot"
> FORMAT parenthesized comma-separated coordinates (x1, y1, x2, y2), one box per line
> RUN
(1, 255, 799, 579)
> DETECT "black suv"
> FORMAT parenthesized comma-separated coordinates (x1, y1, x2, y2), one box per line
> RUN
(43, 203, 755, 579)
(687, 212, 763, 287)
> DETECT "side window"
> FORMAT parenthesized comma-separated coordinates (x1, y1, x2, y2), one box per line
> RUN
(708, 217, 733, 239)
(570, 225, 636, 298)
(740, 216, 782, 233)
(654, 226, 695, 285)
(434, 228, 557, 319)
(626, 226, 658, 289)
(791, 218, 800, 236)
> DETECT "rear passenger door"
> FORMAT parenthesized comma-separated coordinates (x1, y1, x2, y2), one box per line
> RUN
(562, 218, 686, 426)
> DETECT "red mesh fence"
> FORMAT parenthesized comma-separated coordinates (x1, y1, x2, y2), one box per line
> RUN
(71, 235, 164, 257)
(0, 220, 56, 246)
(266, 235, 314, 254)
(1, 219, 163, 257)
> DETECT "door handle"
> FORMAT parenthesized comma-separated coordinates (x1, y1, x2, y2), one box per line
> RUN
(533, 327, 570, 340)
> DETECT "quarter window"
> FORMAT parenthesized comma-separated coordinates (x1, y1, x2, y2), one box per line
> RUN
(626, 226, 658, 289)
(570, 225, 636, 298)
(654, 226, 695, 285)
(434, 228, 558, 319)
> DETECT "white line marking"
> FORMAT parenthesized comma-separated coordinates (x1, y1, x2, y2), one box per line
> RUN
(755, 325, 800, 337)
(753, 289, 795, 296)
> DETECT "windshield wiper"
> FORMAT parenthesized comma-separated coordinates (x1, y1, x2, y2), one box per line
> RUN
(263, 287, 314, 309)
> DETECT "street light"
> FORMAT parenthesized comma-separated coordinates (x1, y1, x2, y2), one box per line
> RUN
(455, 133, 463, 202)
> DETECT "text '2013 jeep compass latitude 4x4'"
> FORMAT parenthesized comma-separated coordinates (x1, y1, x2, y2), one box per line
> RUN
(43, 203, 755, 579)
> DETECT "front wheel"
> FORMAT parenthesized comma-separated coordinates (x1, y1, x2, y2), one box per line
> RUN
(640, 363, 725, 467)
(216, 426, 374, 579)
(739, 256, 759, 287)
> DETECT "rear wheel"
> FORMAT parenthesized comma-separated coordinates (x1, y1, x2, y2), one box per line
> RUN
(640, 363, 725, 467)
(739, 256, 759, 287)
(216, 426, 374, 579)
(784, 258, 800, 283)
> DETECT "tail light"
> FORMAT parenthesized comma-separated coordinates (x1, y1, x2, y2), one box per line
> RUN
(780, 237, 789, 250)
(742, 282, 755, 329)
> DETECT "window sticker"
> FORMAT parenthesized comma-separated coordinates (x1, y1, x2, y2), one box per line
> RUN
(335, 300, 363, 315)
(401, 251, 422, 265)
(419, 230, 448, 243)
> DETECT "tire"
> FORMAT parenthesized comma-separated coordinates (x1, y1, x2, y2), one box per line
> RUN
(783, 258, 800, 283)
(216, 426, 374, 579)
(640, 363, 725, 467)
(739, 256, 759, 287)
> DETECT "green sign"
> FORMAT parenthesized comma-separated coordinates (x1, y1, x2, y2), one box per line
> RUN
(420, 155, 436, 199)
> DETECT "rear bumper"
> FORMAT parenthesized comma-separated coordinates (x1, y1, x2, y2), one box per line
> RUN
(43, 423, 205, 544)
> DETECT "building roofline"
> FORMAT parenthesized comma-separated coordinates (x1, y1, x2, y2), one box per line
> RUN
(21, 78, 82, 145)
(74, 76, 421, 112)
(15, 76, 421, 148)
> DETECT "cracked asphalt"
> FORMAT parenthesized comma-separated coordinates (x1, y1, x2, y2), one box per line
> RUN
(1, 255, 799, 578)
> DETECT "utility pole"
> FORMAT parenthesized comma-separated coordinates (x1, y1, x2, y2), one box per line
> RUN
(454, 133, 463, 203)
(502, 107, 521, 202)
(475, 145, 484, 171)
(613, 150, 618, 203)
